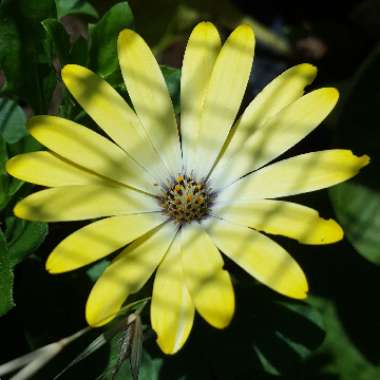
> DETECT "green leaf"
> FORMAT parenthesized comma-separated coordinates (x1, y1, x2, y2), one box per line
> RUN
(69, 36, 89, 66)
(129, 0, 179, 47)
(55, 0, 98, 19)
(330, 45, 380, 265)
(5, 216, 48, 267)
(330, 177, 380, 265)
(253, 300, 325, 375)
(0, 1, 55, 113)
(86, 259, 110, 282)
(309, 296, 380, 380)
(161, 65, 181, 114)
(0, 5, 25, 94)
(0, 98, 27, 144)
(0, 229, 15, 316)
(42, 18, 71, 65)
(17, 0, 56, 22)
(0, 135, 9, 209)
(89, 2, 134, 77)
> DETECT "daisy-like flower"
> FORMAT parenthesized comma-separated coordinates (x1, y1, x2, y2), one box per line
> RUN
(7, 22, 368, 354)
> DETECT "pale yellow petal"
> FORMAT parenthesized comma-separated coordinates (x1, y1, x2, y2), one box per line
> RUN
(6, 152, 105, 187)
(212, 87, 339, 188)
(180, 22, 221, 170)
(194, 24, 255, 178)
(237, 63, 318, 130)
(206, 218, 308, 299)
(218, 150, 370, 203)
(180, 222, 235, 328)
(14, 185, 160, 222)
(118, 29, 181, 174)
(151, 237, 194, 354)
(61, 65, 168, 180)
(213, 200, 343, 245)
(27, 115, 156, 193)
(86, 222, 177, 326)
(46, 213, 166, 273)
(210, 64, 317, 185)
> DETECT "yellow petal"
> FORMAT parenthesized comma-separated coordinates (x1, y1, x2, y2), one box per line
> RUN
(180, 22, 221, 171)
(180, 222, 235, 328)
(118, 29, 181, 174)
(237, 63, 317, 129)
(212, 87, 339, 188)
(6, 152, 105, 187)
(194, 24, 255, 178)
(206, 218, 308, 299)
(61, 65, 168, 180)
(211, 64, 317, 185)
(218, 150, 370, 202)
(151, 237, 194, 354)
(14, 185, 160, 222)
(86, 222, 177, 327)
(27, 115, 155, 193)
(214, 200, 343, 245)
(46, 213, 166, 273)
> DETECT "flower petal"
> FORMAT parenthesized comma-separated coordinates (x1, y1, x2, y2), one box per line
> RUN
(210, 64, 317, 185)
(62, 65, 168, 180)
(151, 237, 194, 354)
(86, 222, 177, 326)
(6, 152, 105, 187)
(218, 150, 370, 203)
(180, 22, 221, 170)
(206, 218, 308, 299)
(236, 63, 318, 130)
(14, 185, 160, 221)
(27, 116, 156, 193)
(46, 213, 166, 273)
(194, 24, 255, 178)
(180, 222, 235, 329)
(213, 200, 343, 245)
(118, 29, 181, 174)
(212, 87, 339, 188)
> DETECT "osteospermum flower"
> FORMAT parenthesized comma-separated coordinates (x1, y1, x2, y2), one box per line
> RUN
(7, 22, 368, 354)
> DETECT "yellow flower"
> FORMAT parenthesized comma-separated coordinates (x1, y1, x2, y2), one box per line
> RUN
(7, 22, 368, 354)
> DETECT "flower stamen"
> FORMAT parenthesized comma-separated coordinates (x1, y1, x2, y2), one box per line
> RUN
(159, 174, 213, 224)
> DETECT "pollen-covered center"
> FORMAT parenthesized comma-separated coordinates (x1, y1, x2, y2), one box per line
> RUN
(159, 175, 213, 224)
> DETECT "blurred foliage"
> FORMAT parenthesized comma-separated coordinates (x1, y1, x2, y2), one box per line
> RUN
(0, 0, 380, 379)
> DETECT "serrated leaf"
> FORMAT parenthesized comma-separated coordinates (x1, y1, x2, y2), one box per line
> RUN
(0, 98, 27, 144)
(129, 315, 143, 380)
(110, 314, 143, 380)
(89, 2, 134, 77)
(54, 301, 149, 380)
(55, 0, 98, 19)
(0, 229, 15, 316)
(5, 216, 48, 266)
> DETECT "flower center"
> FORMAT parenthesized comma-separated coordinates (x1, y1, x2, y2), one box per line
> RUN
(159, 174, 213, 224)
